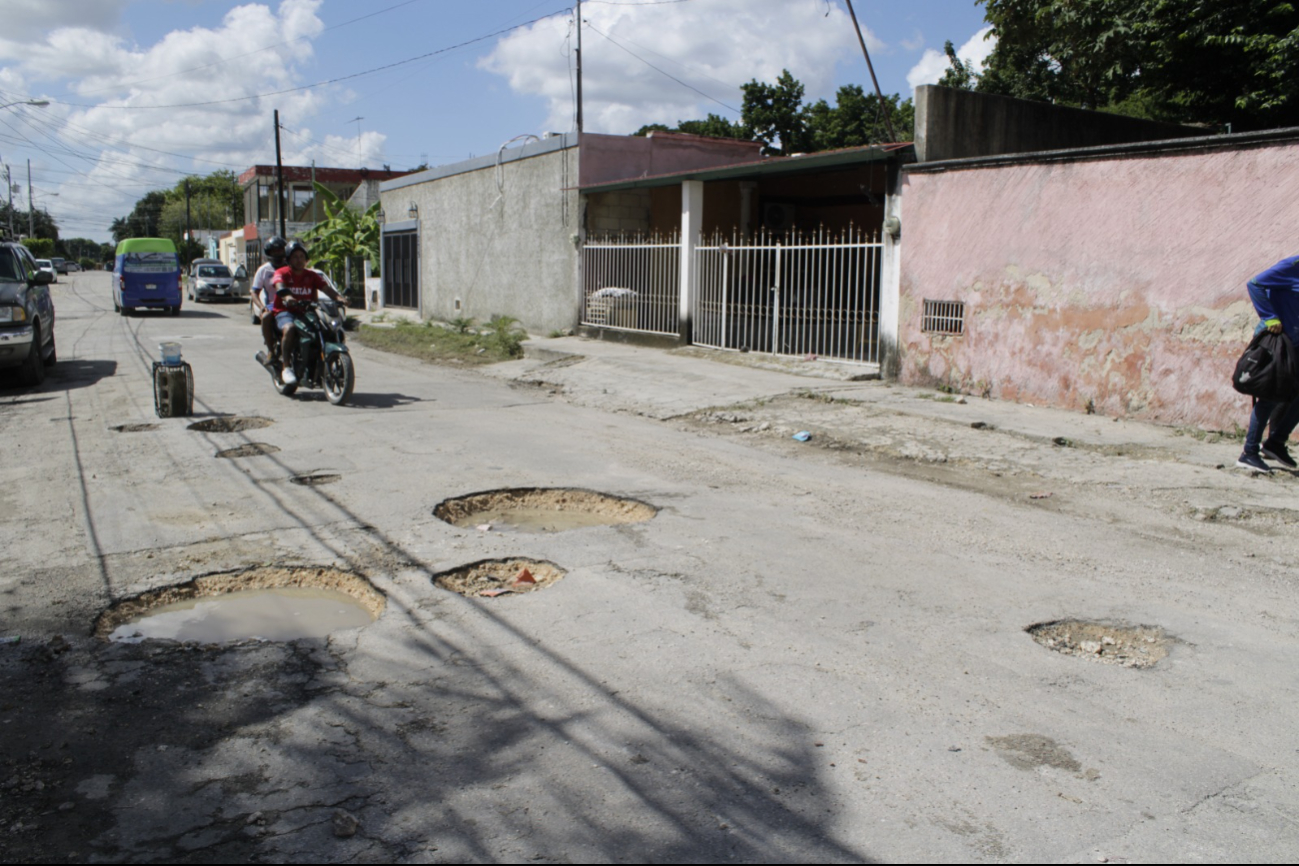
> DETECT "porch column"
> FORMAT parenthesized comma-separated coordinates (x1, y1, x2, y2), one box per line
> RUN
(879, 165, 903, 378)
(679, 180, 704, 343)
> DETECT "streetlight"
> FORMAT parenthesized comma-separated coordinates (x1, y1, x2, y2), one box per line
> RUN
(0, 99, 50, 111)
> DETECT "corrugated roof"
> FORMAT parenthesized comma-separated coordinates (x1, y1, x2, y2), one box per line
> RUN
(578, 142, 915, 192)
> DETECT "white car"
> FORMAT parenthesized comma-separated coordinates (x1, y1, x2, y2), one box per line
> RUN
(34, 259, 57, 283)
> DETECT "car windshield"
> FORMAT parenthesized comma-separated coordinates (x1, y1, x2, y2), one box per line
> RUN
(36, 260, 52, 268)
(197, 266, 230, 278)
(122, 252, 178, 274)
(1, 252, 21, 282)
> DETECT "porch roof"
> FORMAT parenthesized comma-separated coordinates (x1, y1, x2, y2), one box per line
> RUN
(578, 142, 914, 193)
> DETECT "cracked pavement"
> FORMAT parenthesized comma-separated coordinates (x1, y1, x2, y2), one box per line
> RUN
(2, 273, 1299, 863)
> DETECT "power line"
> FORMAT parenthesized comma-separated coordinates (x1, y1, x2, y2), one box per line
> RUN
(584, 22, 741, 115)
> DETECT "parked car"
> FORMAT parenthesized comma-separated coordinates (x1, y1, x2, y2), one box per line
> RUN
(65, 261, 81, 273)
(34, 259, 57, 283)
(0, 242, 56, 386)
(50, 257, 70, 274)
(187, 258, 242, 303)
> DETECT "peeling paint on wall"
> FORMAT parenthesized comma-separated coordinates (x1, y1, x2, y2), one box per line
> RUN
(900, 141, 1299, 430)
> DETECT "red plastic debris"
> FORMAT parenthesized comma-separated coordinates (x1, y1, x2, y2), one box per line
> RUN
(480, 587, 514, 598)
(512, 567, 536, 587)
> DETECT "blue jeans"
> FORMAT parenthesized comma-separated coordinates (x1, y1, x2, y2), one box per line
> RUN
(1244, 398, 1299, 455)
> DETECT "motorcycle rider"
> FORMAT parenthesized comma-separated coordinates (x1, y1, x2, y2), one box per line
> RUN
(270, 239, 344, 386)
(250, 235, 288, 357)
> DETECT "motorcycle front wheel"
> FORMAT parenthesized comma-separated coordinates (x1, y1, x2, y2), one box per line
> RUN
(324, 353, 354, 405)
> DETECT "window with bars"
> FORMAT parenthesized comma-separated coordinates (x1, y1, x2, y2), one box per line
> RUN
(922, 299, 965, 335)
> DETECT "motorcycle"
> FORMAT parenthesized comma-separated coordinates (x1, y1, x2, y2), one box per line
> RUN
(255, 298, 355, 405)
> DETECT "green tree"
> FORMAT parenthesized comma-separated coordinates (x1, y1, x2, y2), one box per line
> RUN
(634, 114, 750, 140)
(937, 40, 979, 90)
(21, 237, 54, 258)
(968, 0, 1299, 129)
(802, 84, 915, 149)
(741, 70, 813, 155)
(1, 201, 59, 241)
(302, 182, 380, 289)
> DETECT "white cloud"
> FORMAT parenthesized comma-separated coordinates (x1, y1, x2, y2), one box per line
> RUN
(480, 0, 879, 135)
(0, 0, 386, 241)
(0, 0, 132, 42)
(906, 26, 995, 91)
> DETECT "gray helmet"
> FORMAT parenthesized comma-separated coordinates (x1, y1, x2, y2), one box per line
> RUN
(284, 240, 308, 262)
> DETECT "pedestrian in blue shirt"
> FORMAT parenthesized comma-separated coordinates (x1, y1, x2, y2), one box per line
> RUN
(1239, 255, 1299, 473)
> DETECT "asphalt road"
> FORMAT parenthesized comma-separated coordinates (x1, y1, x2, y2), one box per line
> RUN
(2, 270, 1297, 863)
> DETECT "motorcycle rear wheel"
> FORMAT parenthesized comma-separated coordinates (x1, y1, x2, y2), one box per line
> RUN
(324, 353, 354, 405)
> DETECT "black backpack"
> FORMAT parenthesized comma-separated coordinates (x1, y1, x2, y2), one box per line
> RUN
(1232, 329, 1299, 402)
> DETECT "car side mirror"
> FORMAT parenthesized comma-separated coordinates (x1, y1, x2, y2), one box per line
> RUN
(31, 270, 53, 285)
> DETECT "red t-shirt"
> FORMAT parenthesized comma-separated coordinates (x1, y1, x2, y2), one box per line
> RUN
(270, 266, 327, 313)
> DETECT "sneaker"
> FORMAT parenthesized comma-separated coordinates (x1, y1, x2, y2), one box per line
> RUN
(281, 367, 297, 386)
(1237, 452, 1273, 474)
(1262, 441, 1297, 470)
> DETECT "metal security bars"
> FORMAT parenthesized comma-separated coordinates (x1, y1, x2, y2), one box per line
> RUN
(581, 232, 680, 335)
(921, 299, 965, 335)
(382, 231, 418, 310)
(694, 227, 882, 364)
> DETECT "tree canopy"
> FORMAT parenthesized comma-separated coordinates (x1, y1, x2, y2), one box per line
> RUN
(112, 170, 244, 251)
(959, 0, 1299, 130)
(634, 70, 913, 154)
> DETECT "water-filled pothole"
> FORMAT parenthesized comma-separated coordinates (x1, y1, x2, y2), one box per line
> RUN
(112, 423, 159, 433)
(96, 566, 384, 643)
(434, 488, 657, 533)
(217, 443, 280, 459)
(434, 558, 566, 598)
(291, 473, 341, 487)
(188, 416, 274, 433)
(1027, 620, 1172, 668)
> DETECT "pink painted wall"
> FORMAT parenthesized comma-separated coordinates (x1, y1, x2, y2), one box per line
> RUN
(899, 141, 1299, 429)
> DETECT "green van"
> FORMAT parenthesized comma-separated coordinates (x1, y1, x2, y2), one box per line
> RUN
(113, 238, 181, 316)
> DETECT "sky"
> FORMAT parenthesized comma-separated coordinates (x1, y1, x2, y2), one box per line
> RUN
(0, 0, 995, 243)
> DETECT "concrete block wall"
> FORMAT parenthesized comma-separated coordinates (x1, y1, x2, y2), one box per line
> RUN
(381, 145, 582, 334)
(898, 132, 1299, 430)
(587, 190, 653, 234)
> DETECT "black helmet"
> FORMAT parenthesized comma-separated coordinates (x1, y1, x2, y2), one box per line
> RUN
(264, 235, 287, 258)
(285, 240, 308, 261)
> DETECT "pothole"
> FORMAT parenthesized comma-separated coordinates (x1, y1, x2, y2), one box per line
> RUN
(434, 488, 657, 533)
(291, 473, 341, 487)
(188, 416, 274, 433)
(112, 423, 159, 433)
(95, 566, 384, 643)
(434, 558, 566, 598)
(1027, 620, 1173, 668)
(217, 443, 280, 459)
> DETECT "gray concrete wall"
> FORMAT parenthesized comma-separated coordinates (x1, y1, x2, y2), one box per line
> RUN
(381, 146, 581, 334)
(914, 85, 1204, 163)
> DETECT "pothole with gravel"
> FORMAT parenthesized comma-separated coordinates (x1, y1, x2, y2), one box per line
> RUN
(112, 423, 158, 433)
(96, 566, 384, 643)
(434, 558, 566, 598)
(188, 416, 274, 433)
(291, 473, 341, 487)
(1027, 620, 1173, 668)
(217, 443, 280, 459)
(434, 488, 657, 533)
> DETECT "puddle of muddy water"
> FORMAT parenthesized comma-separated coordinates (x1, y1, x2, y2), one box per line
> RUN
(109, 587, 374, 643)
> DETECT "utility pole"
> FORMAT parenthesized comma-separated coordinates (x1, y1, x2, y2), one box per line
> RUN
(311, 160, 317, 223)
(273, 110, 287, 239)
(185, 178, 192, 262)
(4, 163, 12, 239)
(575, 0, 583, 133)
(27, 159, 33, 239)
(843, 0, 897, 143)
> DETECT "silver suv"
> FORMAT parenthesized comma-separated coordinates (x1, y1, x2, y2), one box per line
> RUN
(0, 242, 56, 386)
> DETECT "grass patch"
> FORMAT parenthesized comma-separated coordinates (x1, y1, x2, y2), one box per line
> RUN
(1174, 425, 1246, 444)
(355, 316, 527, 366)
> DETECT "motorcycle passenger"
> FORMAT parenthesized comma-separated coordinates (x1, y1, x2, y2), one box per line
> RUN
(271, 240, 344, 386)
(251, 236, 288, 356)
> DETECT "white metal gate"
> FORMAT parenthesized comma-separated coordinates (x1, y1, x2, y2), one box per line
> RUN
(582, 232, 680, 335)
(693, 227, 882, 364)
